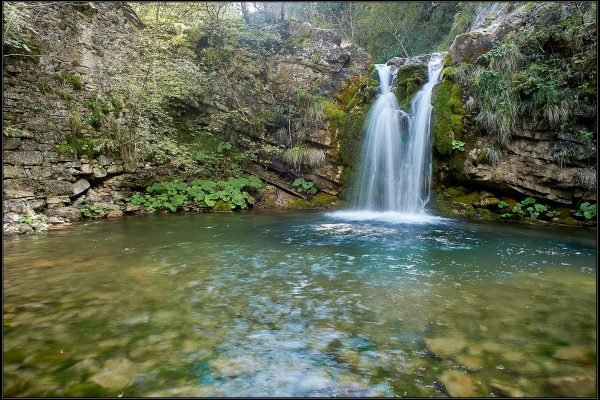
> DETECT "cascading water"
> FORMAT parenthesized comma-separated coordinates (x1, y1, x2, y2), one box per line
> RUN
(351, 53, 444, 215)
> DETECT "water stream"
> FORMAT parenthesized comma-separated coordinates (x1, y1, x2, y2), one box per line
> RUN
(352, 54, 443, 214)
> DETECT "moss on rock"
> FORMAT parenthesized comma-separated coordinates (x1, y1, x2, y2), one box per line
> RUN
(212, 200, 233, 212)
(431, 74, 465, 156)
(285, 199, 312, 208)
(324, 72, 378, 186)
(475, 207, 501, 221)
(395, 64, 427, 110)
(310, 193, 339, 207)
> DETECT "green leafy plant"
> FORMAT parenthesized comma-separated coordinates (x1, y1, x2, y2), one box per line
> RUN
(451, 140, 465, 152)
(80, 204, 104, 218)
(292, 178, 318, 194)
(497, 200, 509, 209)
(571, 202, 597, 220)
(127, 176, 263, 212)
(17, 215, 47, 224)
(500, 197, 558, 220)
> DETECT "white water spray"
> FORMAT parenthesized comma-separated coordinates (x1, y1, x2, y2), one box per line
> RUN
(351, 53, 444, 214)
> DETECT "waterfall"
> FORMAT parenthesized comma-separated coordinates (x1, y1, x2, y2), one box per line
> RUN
(351, 53, 444, 214)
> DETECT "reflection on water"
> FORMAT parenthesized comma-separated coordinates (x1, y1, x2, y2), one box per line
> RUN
(3, 211, 597, 397)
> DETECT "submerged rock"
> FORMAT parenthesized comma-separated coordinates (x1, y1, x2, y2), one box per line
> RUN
(89, 357, 137, 390)
(425, 337, 467, 358)
(439, 370, 478, 397)
(553, 345, 595, 364)
(454, 354, 484, 371)
(489, 379, 524, 397)
(209, 356, 259, 378)
(547, 375, 596, 397)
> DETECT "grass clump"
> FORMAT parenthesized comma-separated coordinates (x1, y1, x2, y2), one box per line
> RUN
(284, 145, 326, 170)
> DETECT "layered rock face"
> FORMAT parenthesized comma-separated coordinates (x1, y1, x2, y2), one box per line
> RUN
(3, 2, 145, 235)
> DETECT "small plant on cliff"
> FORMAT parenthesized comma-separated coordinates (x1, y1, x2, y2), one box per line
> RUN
(571, 202, 597, 221)
(451, 140, 465, 152)
(57, 70, 83, 90)
(3, 126, 20, 137)
(68, 114, 83, 136)
(292, 178, 318, 195)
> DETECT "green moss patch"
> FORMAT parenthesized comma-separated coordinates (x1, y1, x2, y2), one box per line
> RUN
(395, 64, 427, 110)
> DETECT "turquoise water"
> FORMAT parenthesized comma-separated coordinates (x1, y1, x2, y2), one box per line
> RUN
(3, 211, 597, 397)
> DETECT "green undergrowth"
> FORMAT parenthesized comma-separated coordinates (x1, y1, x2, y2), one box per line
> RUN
(292, 178, 318, 194)
(127, 176, 263, 212)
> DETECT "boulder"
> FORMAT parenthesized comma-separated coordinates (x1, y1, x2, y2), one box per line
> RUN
(449, 31, 495, 64)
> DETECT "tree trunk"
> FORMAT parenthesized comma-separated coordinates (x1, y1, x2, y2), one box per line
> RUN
(240, 2, 251, 23)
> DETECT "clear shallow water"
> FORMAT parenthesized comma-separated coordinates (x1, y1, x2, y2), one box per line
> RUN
(3, 211, 597, 397)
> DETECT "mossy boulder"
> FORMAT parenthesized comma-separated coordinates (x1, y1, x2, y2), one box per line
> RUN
(450, 201, 475, 218)
(285, 193, 342, 209)
(395, 64, 427, 110)
(455, 191, 481, 206)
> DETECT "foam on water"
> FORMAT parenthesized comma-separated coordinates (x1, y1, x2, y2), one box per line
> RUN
(326, 210, 450, 224)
